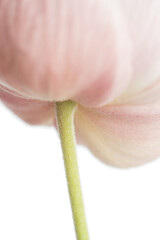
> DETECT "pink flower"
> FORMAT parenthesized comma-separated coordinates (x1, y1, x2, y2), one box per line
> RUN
(0, 0, 160, 167)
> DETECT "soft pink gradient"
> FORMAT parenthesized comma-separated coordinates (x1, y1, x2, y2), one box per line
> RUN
(0, 0, 131, 106)
(1, 0, 160, 167)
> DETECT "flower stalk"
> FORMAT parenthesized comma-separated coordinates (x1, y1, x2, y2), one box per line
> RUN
(55, 100, 89, 240)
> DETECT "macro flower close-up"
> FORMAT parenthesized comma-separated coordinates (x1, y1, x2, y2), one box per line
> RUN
(0, 0, 160, 167)
(0, 0, 160, 239)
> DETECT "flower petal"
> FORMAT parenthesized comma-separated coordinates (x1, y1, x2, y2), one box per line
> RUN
(0, 85, 54, 125)
(0, 0, 131, 106)
(114, 0, 160, 104)
(75, 101, 160, 167)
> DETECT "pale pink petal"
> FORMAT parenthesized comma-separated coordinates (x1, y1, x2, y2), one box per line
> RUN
(114, 0, 160, 104)
(0, 0, 131, 107)
(75, 100, 160, 167)
(0, 85, 54, 125)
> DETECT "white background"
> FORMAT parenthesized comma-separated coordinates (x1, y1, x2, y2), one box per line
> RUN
(0, 102, 160, 240)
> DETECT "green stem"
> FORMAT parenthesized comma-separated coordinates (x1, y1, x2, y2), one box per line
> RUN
(55, 101, 89, 240)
